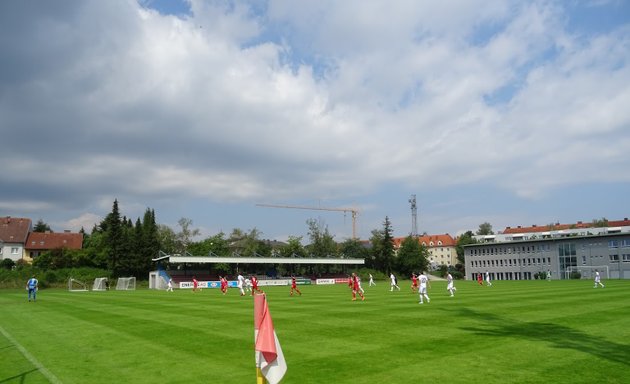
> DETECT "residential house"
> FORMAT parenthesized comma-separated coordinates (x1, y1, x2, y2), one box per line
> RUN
(0, 216, 32, 262)
(24, 231, 84, 262)
(393, 233, 458, 268)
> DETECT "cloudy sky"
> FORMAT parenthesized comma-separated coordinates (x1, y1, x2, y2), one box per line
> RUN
(1, 0, 629, 243)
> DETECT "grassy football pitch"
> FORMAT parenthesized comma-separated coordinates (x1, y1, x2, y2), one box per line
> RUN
(1, 279, 629, 384)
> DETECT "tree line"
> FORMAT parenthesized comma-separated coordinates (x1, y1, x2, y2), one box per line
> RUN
(22, 200, 433, 278)
(20, 200, 526, 280)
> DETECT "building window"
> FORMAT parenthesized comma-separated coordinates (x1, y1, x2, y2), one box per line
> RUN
(621, 239, 630, 248)
(609, 240, 619, 248)
(582, 256, 586, 265)
(622, 254, 630, 262)
(558, 243, 576, 257)
(11, 247, 19, 254)
(610, 254, 619, 262)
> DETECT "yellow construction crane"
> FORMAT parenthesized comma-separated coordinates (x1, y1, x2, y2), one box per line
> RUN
(256, 203, 360, 239)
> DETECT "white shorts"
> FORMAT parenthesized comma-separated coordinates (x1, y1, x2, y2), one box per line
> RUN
(419, 285, 427, 294)
(447, 282, 453, 290)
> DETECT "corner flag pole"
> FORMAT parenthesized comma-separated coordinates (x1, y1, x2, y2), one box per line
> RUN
(256, 367, 267, 384)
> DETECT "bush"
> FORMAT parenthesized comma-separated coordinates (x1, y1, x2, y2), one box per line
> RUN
(534, 271, 547, 280)
(0, 266, 112, 288)
(570, 271, 582, 279)
(45, 270, 59, 284)
(356, 268, 388, 282)
(1, 258, 15, 270)
(450, 270, 464, 280)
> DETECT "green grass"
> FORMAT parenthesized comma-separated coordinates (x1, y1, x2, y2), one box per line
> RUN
(1, 279, 629, 383)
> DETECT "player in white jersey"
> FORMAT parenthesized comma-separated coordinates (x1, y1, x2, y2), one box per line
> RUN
(244, 278, 252, 292)
(237, 274, 245, 296)
(594, 271, 605, 288)
(446, 272, 456, 297)
(485, 271, 492, 286)
(390, 273, 400, 291)
(418, 272, 430, 304)
(357, 275, 365, 294)
(369, 273, 376, 286)
(167, 278, 174, 292)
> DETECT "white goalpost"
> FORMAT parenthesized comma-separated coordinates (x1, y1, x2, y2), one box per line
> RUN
(116, 277, 136, 290)
(92, 277, 109, 291)
(68, 278, 88, 292)
(565, 265, 609, 280)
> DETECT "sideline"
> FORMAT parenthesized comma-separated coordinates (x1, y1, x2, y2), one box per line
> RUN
(0, 324, 63, 384)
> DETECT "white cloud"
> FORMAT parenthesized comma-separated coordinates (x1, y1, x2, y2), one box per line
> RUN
(0, 0, 628, 239)
(58, 213, 102, 233)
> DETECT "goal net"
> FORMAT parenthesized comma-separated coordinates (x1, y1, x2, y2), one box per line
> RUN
(92, 277, 109, 291)
(565, 265, 609, 280)
(116, 277, 136, 290)
(68, 278, 88, 292)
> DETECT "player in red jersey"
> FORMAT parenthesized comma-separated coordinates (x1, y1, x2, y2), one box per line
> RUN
(411, 273, 419, 292)
(290, 276, 302, 296)
(251, 275, 263, 295)
(192, 276, 199, 292)
(351, 273, 365, 301)
(220, 276, 228, 295)
(477, 273, 483, 285)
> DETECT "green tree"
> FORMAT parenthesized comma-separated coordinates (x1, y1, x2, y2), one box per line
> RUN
(176, 218, 200, 254)
(33, 219, 52, 233)
(229, 228, 263, 257)
(456, 231, 477, 265)
(592, 217, 609, 227)
(279, 236, 306, 258)
(306, 219, 338, 258)
(188, 233, 231, 275)
(116, 216, 135, 276)
(339, 238, 369, 260)
(396, 235, 429, 276)
(277, 236, 306, 276)
(157, 224, 178, 254)
(104, 199, 124, 275)
(82, 228, 108, 268)
(189, 233, 230, 257)
(305, 219, 339, 275)
(476, 222, 494, 235)
(138, 208, 160, 275)
(371, 216, 395, 273)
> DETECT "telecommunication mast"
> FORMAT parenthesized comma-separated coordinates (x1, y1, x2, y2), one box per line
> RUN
(409, 194, 418, 237)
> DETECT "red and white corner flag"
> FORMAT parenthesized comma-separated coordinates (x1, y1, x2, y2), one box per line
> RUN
(254, 294, 287, 384)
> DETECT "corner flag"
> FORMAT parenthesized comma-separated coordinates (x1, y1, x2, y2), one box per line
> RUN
(254, 294, 287, 384)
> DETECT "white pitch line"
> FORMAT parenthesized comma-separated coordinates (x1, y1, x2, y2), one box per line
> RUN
(0, 324, 63, 384)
